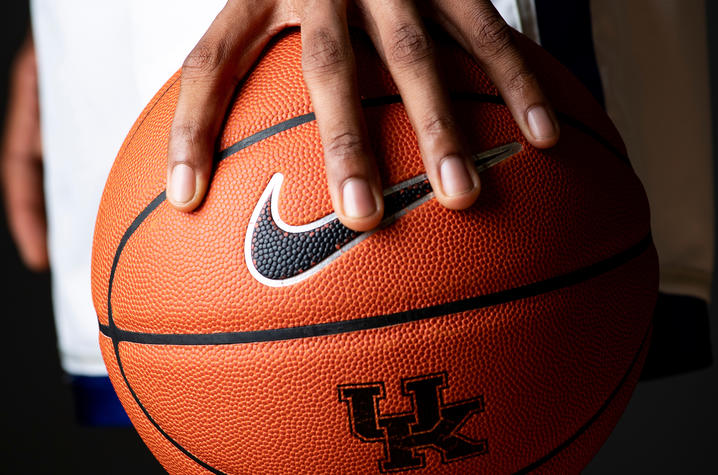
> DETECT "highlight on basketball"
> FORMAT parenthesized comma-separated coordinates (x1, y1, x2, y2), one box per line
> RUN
(1, 1, 715, 473)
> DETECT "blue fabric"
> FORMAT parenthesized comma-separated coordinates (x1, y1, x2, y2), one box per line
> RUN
(70, 375, 132, 427)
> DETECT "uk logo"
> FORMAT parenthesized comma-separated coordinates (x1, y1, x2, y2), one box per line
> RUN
(338, 372, 487, 472)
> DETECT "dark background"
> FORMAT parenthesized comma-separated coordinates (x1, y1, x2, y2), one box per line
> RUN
(1, 2, 716, 474)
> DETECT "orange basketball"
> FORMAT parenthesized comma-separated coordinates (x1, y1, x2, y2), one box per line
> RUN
(92, 30, 658, 474)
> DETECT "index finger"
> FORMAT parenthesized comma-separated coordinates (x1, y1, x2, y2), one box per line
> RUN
(167, 1, 277, 211)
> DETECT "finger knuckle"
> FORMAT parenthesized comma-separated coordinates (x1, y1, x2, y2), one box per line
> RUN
(470, 10, 513, 60)
(388, 23, 432, 68)
(325, 131, 365, 161)
(302, 28, 350, 77)
(182, 39, 230, 77)
(505, 65, 537, 95)
(421, 113, 457, 139)
(170, 120, 203, 151)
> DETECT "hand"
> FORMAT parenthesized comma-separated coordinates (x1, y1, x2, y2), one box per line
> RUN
(1, 34, 47, 271)
(166, 0, 559, 231)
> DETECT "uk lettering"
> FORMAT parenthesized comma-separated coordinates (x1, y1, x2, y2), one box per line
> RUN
(338, 372, 487, 472)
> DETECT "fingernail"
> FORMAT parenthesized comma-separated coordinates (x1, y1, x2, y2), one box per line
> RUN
(440, 156, 474, 197)
(169, 163, 195, 204)
(527, 105, 556, 140)
(342, 178, 377, 219)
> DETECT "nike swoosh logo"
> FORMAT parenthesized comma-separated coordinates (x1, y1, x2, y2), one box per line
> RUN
(245, 142, 522, 287)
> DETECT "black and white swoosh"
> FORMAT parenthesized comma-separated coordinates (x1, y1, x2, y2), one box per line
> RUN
(245, 142, 521, 287)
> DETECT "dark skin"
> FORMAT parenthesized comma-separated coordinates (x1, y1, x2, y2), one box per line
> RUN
(2, 1, 559, 270)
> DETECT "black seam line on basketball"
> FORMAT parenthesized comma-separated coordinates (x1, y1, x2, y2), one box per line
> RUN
(100, 234, 652, 345)
(104, 74, 180, 333)
(107, 200, 226, 475)
(109, 336, 227, 475)
(105, 190, 167, 334)
(216, 92, 628, 165)
(216, 95, 409, 161)
(513, 318, 652, 475)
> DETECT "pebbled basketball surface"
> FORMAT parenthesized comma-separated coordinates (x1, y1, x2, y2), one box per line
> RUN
(92, 29, 658, 474)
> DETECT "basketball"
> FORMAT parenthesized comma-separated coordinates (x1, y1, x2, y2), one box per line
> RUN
(91, 29, 658, 474)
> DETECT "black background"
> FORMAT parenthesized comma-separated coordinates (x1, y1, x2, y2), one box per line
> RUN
(1, 2, 716, 474)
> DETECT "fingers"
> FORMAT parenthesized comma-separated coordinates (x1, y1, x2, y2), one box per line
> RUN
(431, 0, 559, 148)
(1, 36, 48, 271)
(167, 0, 277, 211)
(362, 0, 480, 209)
(301, 0, 383, 231)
